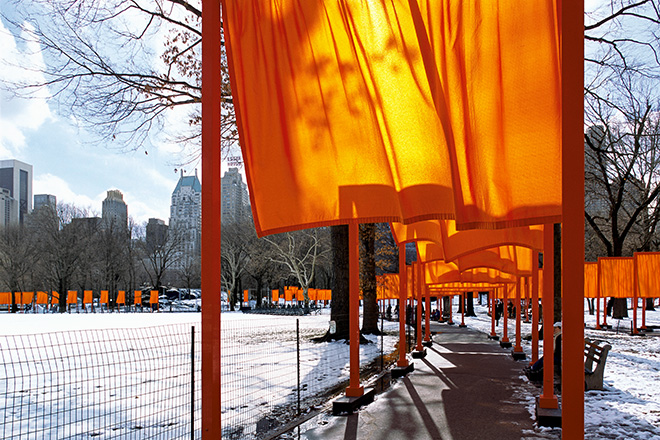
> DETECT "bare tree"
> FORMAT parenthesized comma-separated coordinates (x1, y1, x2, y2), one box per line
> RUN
(140, 223, 185, 289)
(221, 221, 251, 310)
(0, 225, 40, 312)
(263, 228, 329, 306)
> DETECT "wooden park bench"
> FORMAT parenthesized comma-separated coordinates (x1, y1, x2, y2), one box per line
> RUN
(584, 338, 611, 391)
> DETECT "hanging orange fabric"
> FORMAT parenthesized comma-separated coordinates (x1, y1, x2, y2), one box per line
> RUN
(584, 262, 598, 299)
(634, 253, 660, 298)
(100, 290, 109, 304)
(456, 246, 533, 277)
(243, 290, 249, 303)
(0, 292, 10, 304)
(117, 290, 126, 305)
(134, 290, 142, 305)
(222, 0, 561, 236)
(67, 290, 77, 305)
(272, 289, 279, 302)
(150, 290, 159, 304)
(599, 257, 634, 299)
(51, 291, 59, 304)
(285, 288, 293, 302)
(83, 290, 93, 304)
(36, 291, 48, 304)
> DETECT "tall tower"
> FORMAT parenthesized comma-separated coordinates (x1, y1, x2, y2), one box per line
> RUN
(34, 194, 57, 211)
(221, 167, 250, 224)
(170, 170, 202, 258)
(0, 159, 33, 225)
(102, 189, 128, 231)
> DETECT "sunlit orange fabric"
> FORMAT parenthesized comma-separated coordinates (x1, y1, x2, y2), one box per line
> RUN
(377, 274, 400, 300)
(100, 290, 109, 304)
(117, 290, 126, 305)
(150, 290, 159, 304)
(222, 0, 561, 236)
(272, 290, 279, 302)
(285, 289, 293, 302)
(36, 291, 48, 304)
(67, 290, 77, 305)
(634, 252, 660, 299)
(599, 257, 634, 299)
(83, 290, 93, 304)
(18, 292, 33, 304)
(243, 290, 249, 303)
(134, 290, 142, 305)
(0, 292, 9, 304)
(51, 291, 59, 304)
(456, 246, 533, 276)
(391, 221, 445, 246)
(308, 288, 317, 301)
(584, 262, 598, 299)
(424, 260, 461, 285)
(416, 241, 447, 264)
(440, 221, 544, 261)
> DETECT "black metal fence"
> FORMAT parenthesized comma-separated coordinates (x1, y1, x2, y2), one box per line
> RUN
(1, 316, 399, 439)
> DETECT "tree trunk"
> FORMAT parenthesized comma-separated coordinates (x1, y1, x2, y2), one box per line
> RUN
(646, 298, 655, 311)
(360, 223, 380, 334)
(612, 298, 628, 319)
(466, 292, 476, 316)
(553, 223, 562, 324)
(314, 225, 350, 342)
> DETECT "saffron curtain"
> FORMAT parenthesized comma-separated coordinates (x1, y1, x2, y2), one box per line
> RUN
(222, 0, 561, 236)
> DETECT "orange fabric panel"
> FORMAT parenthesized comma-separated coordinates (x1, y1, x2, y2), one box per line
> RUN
(634, 252, 660, 299)
(243, 290, 249, 303)
(51, 291, 59, 304)
(308, 289, 317, 301)
(134, 290, 142, 305)
(391, 221, 445, 246)
(441, 221, 544, 261)
(223, 1, 561, 236)
(66, 290, 77, 305)
(424, 260, 461, 285)
(599, 257, 634, 299)
(36, 291, 48, 304)
(83, 290, 93, 304)
(417, 241, 447, 264)
(150, 290, 159, 304)
(296, 289, 303, 302)
(285, 288, 292, 302)
(584, 262, 598, 299)
(100, 290, 109, 304)
(116, 290, 126, 305)
(322, 289, 332, 301)
(0, 292, 10, 304)
(19, 292, 34, 304)
(456, 246, 533, 277)
(272, 289, 279, 302)
(377, 274, 400, 300)
(417, 2, 561, 229)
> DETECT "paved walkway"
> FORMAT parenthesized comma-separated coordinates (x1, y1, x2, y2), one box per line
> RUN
(300, 324, 560, 440)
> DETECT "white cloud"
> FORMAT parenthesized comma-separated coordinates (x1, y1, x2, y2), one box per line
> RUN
(0, 20, 53, 154)
(33, 173, 100, 213)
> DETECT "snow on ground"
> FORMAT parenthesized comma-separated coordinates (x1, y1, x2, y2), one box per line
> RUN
(462, 298, 660, 439)
(2, 302, 660, 439)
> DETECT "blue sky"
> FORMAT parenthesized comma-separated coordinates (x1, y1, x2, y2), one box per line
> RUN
(0, 11, 239, 225)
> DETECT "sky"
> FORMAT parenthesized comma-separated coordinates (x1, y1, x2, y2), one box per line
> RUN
(0, 6, 240, 226)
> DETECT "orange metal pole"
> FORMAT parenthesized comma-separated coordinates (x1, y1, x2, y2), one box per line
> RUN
(424, 271, 431, 342)
(540, 225, 558, 409)
(532, 251, 540, 363)
(415, 262, 423, 351)
(513, 278, 523, 354)
(346, 222, 364, 397)
(599, 261, 607, 328)
(561, 0, 586, 434)
(202, 0, 222, 436)
(641, 298, 647, 330)
(490, 293, 497, 337)
(502, 288, 509, 343)
(523, 278, 529, 323)
(633, 261, 639, 335)
(397, 243, 409, 367)
(595, 271, 601, 330)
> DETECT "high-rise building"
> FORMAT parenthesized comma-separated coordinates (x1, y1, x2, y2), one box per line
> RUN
(0, 159, 32, 225)
(170, 170, 202, 258)
(146, 218, 168, 250)
(221, 167, 250, 224)
(34, 194, 57, 211)
(0, 188, 17, 227)
(102, 189, 128, 231)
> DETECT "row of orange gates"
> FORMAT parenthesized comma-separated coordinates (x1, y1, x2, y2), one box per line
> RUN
(0, 290, 160, 311)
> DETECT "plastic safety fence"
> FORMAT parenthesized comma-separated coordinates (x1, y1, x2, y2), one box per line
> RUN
(0, 324, 201, 439)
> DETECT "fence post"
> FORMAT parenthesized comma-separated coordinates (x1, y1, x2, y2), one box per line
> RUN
(191, 325, 195, 440)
